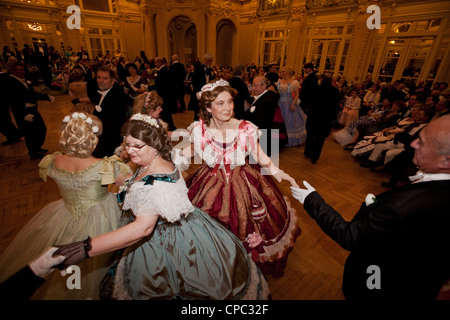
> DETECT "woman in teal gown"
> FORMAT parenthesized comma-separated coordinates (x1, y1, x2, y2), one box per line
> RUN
(54, 113, 270, 300)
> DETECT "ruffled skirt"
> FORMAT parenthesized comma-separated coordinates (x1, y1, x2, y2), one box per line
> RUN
(186, 161, 301, 278)
(104, 208, 270, 300)
(279, 97, 307, 147)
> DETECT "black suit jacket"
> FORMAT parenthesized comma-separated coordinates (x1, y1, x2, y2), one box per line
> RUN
(244, 90, 278, 155)
(300, 72, 318, 114)
(92, 83, 130, 157)
(170, 62, 187, 97)
(244, 90, 278, 131)
(306, 83, 340, 136)
(304, 180, 450, 300)
(6, 75, 50, 124)
(228, 76, 253, 120)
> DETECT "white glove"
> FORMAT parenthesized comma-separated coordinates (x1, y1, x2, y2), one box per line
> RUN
(172, 148, 190, 172)
(29, 247, 66, 278)
(24, 114, 35, 122)
(291, 181, 316, 204)
(48, 95, 55, 102)
(267, 162, 299, 187)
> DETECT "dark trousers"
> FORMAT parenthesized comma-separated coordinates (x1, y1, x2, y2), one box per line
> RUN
(0, 108, 22, 142)
(304, 132, 326, 163)
(22, 112, 47, 155)
(160, 105, 176, 131)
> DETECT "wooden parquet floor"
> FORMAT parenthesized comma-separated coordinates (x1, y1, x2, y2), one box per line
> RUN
(0, 93, 392, 300)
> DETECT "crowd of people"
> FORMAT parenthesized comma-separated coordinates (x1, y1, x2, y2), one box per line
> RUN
(0, 44, 449, 300)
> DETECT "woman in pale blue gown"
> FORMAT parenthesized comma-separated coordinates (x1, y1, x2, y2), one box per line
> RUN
(277, 66, 307, 146)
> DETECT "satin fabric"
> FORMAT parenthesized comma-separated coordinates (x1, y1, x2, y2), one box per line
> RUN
(108, 207, 269, 300)
(186, 161, 301, 278)
(0, 153, 129, 299)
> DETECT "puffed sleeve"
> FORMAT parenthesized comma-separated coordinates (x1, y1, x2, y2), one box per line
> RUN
(99, 155, 131, 185)
(291, 80, 300, 92)
(123, 180, 194, 223)
(38, 153, 58, 182)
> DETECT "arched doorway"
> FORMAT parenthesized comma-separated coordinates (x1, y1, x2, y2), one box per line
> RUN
(168, 15, 196, 65)
(216, 19, 236, 67)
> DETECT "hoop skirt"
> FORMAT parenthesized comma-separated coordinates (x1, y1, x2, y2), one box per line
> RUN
(0, 153, 130, 299)
(277, 80, 306, 146)
(102, 168, 270, 300)
(185, 120, 301, 278)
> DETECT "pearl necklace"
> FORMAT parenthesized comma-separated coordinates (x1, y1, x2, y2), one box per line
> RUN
(137, 154, 159, 177)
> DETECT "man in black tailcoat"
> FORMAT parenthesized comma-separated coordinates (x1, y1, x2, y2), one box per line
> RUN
(191, 53, 215, 121)
(228, 64, 253, 120)
(299, 62, 318, 115)
(244, 75, 279, 156)
(89, 66, 131, 158)
(149, 57, 176, 131)
(292, 114, 450, 300)
(170, 54, 187, 113)
(304, 73, 340, 163)
(4, 62, 53, 159)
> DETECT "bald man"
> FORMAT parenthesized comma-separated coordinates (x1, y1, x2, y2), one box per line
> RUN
(292, 114, 450, 300)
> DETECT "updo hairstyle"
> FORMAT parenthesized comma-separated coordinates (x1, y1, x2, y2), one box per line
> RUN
(121, 119, 172, 162)
(132, 91, 163, 115)
(59, 112, 103, 158)
(198, 81, 237, 126)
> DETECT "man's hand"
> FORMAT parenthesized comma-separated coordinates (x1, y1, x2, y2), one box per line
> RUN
(29, 247, 66, 278)
(24, 114, 34, 122)
(291, 181, 316, 204)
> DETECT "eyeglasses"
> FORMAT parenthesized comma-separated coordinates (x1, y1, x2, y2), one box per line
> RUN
(124, 143, 146, 152)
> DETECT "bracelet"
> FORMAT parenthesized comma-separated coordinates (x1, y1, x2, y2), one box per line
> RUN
(84, 236, 92, 258)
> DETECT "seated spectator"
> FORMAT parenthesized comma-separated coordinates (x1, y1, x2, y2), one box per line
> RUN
(343, 100, 405, 150)
(361, 84, 381, 116)
(339, 89, 361, 127)
(333, 97, 391, 146)
(360, 104, 434, 168)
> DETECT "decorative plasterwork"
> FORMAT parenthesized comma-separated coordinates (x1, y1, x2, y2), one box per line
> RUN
(306, 0, 356, 9)
(257, 0, 293, 16)
(210, 1, 236, 21)
(291, 5, 306, 21)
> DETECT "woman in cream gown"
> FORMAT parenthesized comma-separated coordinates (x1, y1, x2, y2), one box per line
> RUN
(0, 112, 129, 299)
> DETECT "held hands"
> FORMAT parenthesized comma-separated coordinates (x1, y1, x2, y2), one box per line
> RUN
(24, 114, 35, 122)
(267, 162, 299, 187)
(291, 181, 316, 204)
(29, 247, 66, 278)
(53, 237, 92, 269)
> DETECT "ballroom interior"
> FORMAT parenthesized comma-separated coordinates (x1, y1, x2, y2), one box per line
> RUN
(1, 0, 450, 301)
(1, 0, 449, 84)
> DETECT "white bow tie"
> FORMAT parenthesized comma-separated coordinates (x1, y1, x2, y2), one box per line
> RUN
(98, 90, 107, 96)
(409, 171, 424, 182)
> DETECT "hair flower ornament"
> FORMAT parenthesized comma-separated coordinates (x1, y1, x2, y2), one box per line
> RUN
(62, 113, 99, 134)
(130, 113, 160, 128)
(365, 193, 377, 206)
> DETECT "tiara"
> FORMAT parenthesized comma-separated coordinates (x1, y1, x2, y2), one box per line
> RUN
(130, 113, 160, 128)
(63, 112, 99, 133)
(196, 79, 230, 99)
(200, 79, 230, 93)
